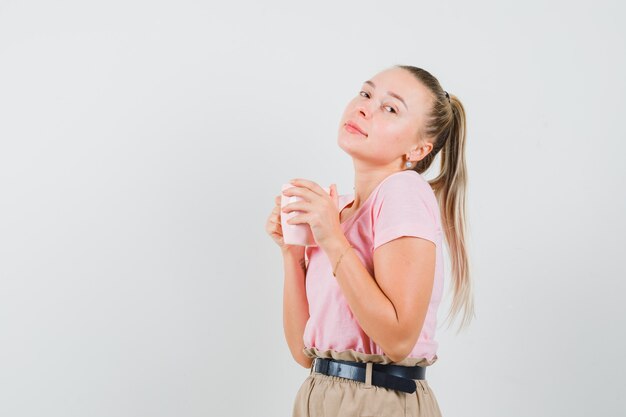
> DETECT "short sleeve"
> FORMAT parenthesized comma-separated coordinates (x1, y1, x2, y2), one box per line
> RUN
(372, 174, 439, 250)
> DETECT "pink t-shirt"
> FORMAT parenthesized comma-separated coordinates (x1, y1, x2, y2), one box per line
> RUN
(302, 170, 444, 363)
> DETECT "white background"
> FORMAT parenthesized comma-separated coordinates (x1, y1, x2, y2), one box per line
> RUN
(1, 1, 624, 416)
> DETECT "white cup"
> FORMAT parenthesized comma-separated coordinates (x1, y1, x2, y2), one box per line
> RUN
(280, 183, 334, 246)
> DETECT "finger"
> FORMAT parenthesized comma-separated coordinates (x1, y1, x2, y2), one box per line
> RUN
(289, 178, 325, 196)
(281, 185, 302, 198)
(330, 184, 339, 206)
(282, 201, 309, 214)
(283, 186, 317, 202)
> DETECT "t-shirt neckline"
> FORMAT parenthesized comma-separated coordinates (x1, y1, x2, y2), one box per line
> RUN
(340, 170, 417, 227)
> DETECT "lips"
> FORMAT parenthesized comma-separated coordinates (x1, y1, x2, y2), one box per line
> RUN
(345, 121, 367, 137)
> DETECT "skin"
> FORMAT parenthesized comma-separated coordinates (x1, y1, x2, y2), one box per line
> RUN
(337, 65, 434, 214)
(281, 67, 439, 362)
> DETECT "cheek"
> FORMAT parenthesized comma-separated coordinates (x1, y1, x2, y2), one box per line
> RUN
(343, 99, 360, 114)
(373, 121, 407, 143)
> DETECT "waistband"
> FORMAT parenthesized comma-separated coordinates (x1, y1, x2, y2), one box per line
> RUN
(311, 357, 425, 394)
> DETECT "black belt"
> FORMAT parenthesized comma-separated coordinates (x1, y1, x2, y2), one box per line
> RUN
(311, 358, 425, 394)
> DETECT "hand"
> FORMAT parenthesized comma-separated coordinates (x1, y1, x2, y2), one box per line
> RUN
(281, 178, 343, 248)
(265, 194, 305, 256)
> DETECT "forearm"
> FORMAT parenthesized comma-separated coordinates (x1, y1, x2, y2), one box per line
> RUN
(281, 248, 313, 368)
(321, 236, 406, 362)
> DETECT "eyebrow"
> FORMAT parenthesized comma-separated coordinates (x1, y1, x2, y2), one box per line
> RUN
(363, 80, 408, 110)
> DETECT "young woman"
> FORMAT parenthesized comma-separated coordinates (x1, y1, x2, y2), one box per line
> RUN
(265, 65, 474, 417)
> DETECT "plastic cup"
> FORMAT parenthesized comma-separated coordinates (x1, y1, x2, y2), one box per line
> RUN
(280, 183, 334, 246)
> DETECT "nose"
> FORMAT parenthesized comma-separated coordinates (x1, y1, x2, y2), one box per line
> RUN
(356, 102, 370, 119)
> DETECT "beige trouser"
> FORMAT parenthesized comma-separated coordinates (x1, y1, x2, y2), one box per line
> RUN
(292, 348, 443, 417)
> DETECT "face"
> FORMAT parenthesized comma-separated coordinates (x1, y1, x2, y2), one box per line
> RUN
(337, 67, 434, 166)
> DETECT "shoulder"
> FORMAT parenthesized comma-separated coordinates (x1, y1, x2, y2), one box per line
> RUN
(371, 171, 440, 250)
(374, 171, 434, 206)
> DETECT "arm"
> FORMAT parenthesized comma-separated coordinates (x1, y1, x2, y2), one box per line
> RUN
(281, 248, 314, 369)
(323, 235, 435, 363)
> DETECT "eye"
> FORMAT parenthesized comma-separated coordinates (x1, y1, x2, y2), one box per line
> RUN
(359, 90, 397, 114)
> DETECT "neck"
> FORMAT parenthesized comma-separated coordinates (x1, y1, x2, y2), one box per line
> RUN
(348, 167, 407, 211)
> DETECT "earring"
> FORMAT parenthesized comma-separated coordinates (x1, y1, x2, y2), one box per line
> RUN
(405, 160, 412, 168)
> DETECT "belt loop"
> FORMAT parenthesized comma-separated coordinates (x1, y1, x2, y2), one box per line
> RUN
(310, 358, 316, 375)
(363, 362, 373, 389)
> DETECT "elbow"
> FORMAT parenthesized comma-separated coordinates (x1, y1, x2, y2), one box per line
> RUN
(386, 349, 410, 364)
(385, 334, 416, 363)
(298, 356, 314, 369)
(291, 348, 314, 369)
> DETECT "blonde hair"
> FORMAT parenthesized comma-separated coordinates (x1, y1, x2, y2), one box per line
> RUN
(396, 64, 475, 333)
